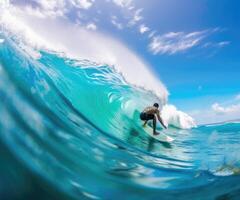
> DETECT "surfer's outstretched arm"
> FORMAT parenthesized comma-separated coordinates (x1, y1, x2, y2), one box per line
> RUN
(157, 114, 167, 129)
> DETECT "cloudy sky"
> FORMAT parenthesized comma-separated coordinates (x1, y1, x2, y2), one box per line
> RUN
(3, 0, 240, 124)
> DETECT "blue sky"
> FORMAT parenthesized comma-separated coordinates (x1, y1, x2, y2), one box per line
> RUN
(7, 0, 240, 123)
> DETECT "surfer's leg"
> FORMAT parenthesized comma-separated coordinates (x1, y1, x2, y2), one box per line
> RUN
(153, 116, 158, 135)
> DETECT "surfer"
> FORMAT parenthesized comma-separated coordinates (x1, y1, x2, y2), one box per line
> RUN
(140, 103, 167, 135)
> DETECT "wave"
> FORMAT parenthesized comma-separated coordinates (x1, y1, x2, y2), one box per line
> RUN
(1, 2, 240, 200)
(0, 3, 196, 129)
(202, 120, 240, 128)
(0, 3, 168, 100)
(1, 29, 240, 200)
(162, 104, 196, 129)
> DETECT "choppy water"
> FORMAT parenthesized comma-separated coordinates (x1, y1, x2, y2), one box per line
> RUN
(0, 35, 240, 200)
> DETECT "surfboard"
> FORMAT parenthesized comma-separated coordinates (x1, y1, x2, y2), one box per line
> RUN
(143, 124, 174, 143)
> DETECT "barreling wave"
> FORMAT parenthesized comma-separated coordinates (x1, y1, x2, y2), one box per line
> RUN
(0, 3, 240, 200)
(0, 3, 196, 129)
(0, 2, 169, 101)
(1, 30, 240, 200)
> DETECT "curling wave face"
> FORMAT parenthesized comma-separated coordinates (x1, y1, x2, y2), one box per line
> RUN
(0, 35, 240, 200)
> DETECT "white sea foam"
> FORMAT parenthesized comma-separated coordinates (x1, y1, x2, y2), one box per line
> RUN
(161, 104, 196, 129)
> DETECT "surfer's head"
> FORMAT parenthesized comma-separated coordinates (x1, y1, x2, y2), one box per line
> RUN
(153, 103, 159, 108)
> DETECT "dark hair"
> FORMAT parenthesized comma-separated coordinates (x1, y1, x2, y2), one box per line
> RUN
(153, 103, 159, 108)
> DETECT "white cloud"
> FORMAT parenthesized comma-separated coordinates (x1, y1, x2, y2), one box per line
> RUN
(86, 22, 97, 30)
(148, 30, 209, 55)
(148, 31, 156, 38)
(211, 94, 240, 116)
(139, 24, 149, 34)
(133, 8, 143, 21)
(109, 0, 144, 31)
(188, 93, 240, 125)
(112, 0, 133, 8)
(111, 16, 123, 30)
(212, 103, 240, 115)
(202, 41, 230, 49)
(128, 6, 134, 10)
(217, 41, 230, 47)
(128, 8, 143, 26)
(30, 0, 67, 18)
(209, 94, 240, 122)
(190, 106, 240, 125)
(12, 0, 95, 19)
(70, 0, 94, 9)
(23, 6, 48, 18)
(0, 0, 10, 8)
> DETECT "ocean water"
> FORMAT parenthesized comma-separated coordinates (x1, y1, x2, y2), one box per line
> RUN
(0, 35, 240, 200)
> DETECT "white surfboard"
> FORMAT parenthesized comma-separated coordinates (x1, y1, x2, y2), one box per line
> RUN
(143, 125, 174, 143)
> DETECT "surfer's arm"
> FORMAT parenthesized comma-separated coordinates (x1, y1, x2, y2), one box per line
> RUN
(157, 114, 167, 129)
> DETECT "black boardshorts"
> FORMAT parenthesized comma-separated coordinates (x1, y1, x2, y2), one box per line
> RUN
(140, 112, 154, 121)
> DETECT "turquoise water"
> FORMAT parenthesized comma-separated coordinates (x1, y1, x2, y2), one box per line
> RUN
(0, 36, 240, 200)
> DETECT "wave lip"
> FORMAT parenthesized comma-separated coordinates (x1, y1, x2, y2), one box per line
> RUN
(0, 2, 168, 102)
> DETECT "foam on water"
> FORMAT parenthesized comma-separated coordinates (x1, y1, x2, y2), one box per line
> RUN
(162, 104, 196, 129)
